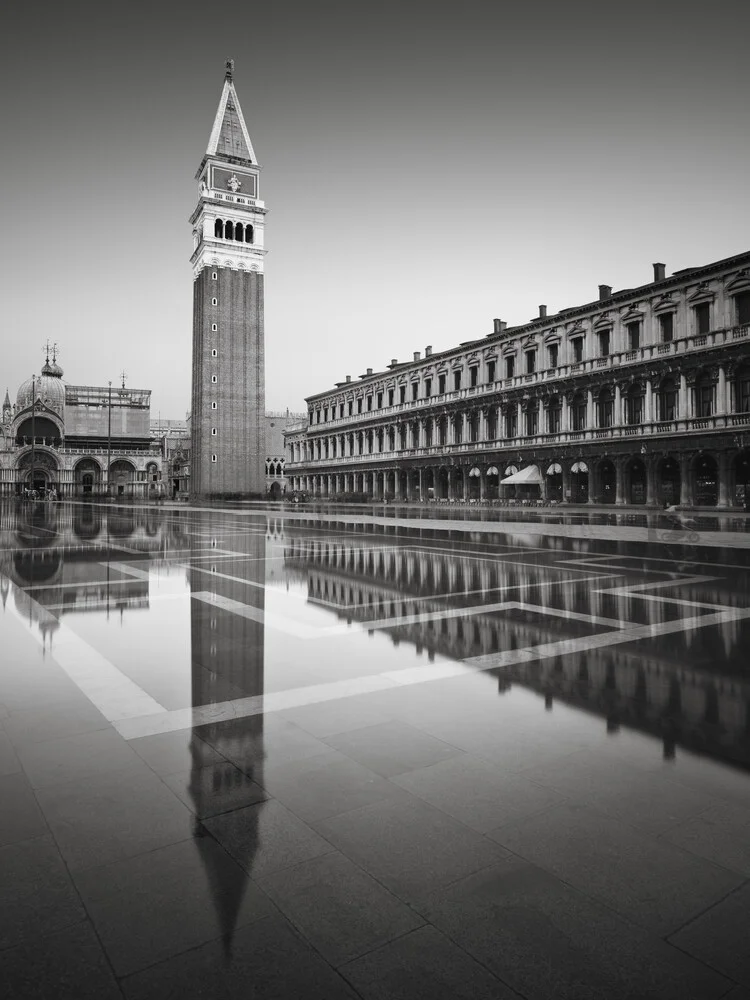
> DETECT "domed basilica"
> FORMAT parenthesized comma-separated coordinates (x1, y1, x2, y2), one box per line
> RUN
(1, 347, 162, 497)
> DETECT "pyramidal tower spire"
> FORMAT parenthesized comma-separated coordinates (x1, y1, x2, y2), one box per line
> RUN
(189, 61, 266, 498)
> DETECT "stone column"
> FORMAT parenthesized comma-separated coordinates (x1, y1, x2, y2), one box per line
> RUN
(718, 366, 727, 416)
(679, 454, 692, 506)
(645, 459, 658, 506)
(480, 409, 488, 442)
(562, 463, 571, 502)
(562, 395, 570, 433)
(678, 373, 687, 422)
(645, 380, 654, 423)
(418, 468, 424, 501)
(586, 462, 597, 505)
(479, 471, 486, 501)
(394, 470, 401, 501)
(615, 460, 626, 504)
(516, 401, 523, 438)
(586, 389, 594, 432)
(614, 384, 622, 427)
(717, 453, 731, 508)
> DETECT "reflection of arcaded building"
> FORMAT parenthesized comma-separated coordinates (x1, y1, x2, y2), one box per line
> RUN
(1, 350, 162, 497)
(285, 528, 750, 768)
(287, 253, 750, 508)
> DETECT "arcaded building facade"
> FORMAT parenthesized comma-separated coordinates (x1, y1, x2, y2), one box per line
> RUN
(0, 354, 162, 497)
(285, 253, 750, 508)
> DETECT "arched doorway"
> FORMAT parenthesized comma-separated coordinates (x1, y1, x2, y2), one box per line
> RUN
(437, 468, 449, 500)
(733, 451, 750, 507)
(269, 481, 282, 500)
(545, 463, 562, 501)
(74, 458, 101, 495)
(694, 454, 718, 506)
(486, 466, 499, 500)
(598, 460, 616, 503)
(109, 460, 136, 497)
(468, 467, 481, 499)
(627, 458, 647, 504)
(16, 450, 59, 494)
(502, 464, 518, 500)
(659, 457, 681, 505)
(570, 461, 589, 502)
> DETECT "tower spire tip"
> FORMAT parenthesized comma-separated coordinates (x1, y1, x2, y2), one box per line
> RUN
(225, 59, 234, 81)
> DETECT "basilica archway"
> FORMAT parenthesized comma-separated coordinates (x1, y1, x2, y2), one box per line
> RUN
(74, 458, 102, 495)
(15, 449, 59, 493)
(627, 458, 647, 504)
(694, 454, 718, 506)
(108, 460, 136, 496)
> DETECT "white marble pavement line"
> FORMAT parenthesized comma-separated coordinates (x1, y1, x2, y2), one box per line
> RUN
(3, 576, 166, 722)
(23, 578, 147, 592)
(113, 604, 750, 741)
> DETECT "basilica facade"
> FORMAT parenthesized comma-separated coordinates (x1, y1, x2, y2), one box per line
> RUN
(285, 253, 750, 508)
(0, 353, 163, 498)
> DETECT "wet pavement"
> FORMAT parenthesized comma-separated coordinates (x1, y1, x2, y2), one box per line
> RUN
(1, 498, 750, 999)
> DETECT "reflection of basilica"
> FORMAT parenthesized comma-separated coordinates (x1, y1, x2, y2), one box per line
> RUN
(285, 525, 750, 768)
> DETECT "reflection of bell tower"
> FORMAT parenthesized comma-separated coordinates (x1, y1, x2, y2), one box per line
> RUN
(188, 524, 266, 950)
(190, 60, 266, 498)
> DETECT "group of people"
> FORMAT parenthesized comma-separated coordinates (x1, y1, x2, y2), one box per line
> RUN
(22, 485, 58, 502)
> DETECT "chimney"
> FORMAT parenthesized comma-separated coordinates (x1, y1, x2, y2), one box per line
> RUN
(599, 284, 612, 301)
(390, 358, 398, 366)
(493, 318, 503, 334)
(653, 262, 666, 282)
(425, 345, 432, 356)
(413, 351, 421, 362)
(539, 305, 547, 319)
(366, 368, 373, 376)
(345, 375, 351, 383)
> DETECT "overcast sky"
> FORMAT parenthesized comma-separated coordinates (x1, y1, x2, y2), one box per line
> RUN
(1, 0, 748, 419)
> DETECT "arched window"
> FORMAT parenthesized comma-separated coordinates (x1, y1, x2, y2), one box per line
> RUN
(695, 370, 714, 418)
(547, 396, 561, 433)
(736, 365, 750, 413)
(225, 221, 234, 241)
(245, 224, 254, 244)
(597, 387, 614, 428)
(214, 219, 223, 239)
(572, 392, 587, 431)
(625, 384, 644, 425)
(659, 378, 678, 421)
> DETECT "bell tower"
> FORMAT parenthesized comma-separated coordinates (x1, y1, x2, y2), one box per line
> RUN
(190, 60, 266, 497)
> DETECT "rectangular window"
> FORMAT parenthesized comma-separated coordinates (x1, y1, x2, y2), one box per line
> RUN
(376, 393, 383, 408)
(453, 370, 461, 391)
(211, 297, 217, 306)
(211, 402, 217, 410)
(211, 428, 217, 436)
(388, 389, 394, 406)
(411, 382, 419, 400)
(659, 313, 674, 342)
(505, 356, 515, 379)
(572, 338, 583, 363)
(438, 374, 446, 394)
(212, 271, 218, 280)
(525, 408, 538, 435)
(316, 410, 320, 423)
(211, 349, 217, 357)
(424, 378, 432, 397)
(357, 399, 362, 413)
(547, 345, 558, 369)
(598, 331, 610, 357)
(366, 396, 372, 411)
(547, 405, 560, 433)
(211, 323, 217, 331)
(348, 401, 353, 415)
(695, 302, 710, 335)
(211, 375, 217, 383)
(211, 454, 217, 463)
(469, 367, 478, 387)
(627, 322, 641, 351)
(487, 360, 496, 383)
(339, 403, 344, 417)
(399, 385, 406, 404)
(526, 351, 536, 374)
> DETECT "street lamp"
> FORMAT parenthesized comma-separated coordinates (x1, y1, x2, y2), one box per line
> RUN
(30, 374, 36, 494)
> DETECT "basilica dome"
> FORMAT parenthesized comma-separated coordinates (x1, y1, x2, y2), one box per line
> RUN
(16, 363, 66, 414)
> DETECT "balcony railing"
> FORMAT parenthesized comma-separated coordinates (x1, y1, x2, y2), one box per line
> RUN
(303, 325, 750, 436)
(287, 411, 750, 469)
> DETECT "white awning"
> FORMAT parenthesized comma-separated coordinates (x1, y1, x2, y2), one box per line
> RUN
(501, 464, 543, 485)
(571, 461, 589, 473)
(504, 465, 518, 476)
(468, 467, 481, 477)
(486, 466, 499, 476)
(546, 463, 562, 475)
